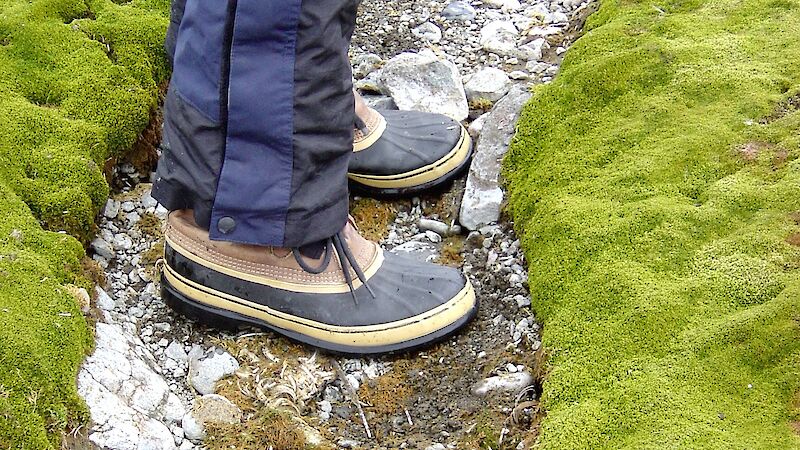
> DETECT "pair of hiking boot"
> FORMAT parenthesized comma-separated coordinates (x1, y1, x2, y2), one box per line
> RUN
(161, 95, 477, 355)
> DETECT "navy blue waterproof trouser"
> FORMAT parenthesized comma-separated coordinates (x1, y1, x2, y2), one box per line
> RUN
(152, 0, 360, 248)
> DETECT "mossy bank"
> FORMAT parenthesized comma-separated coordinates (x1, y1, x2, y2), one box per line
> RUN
(505, 0, 800, 447)
(0, 0, 168, 447)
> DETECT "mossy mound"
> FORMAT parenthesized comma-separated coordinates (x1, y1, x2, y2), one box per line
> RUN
(505, 0, 800, 447)
(0, 0, 168, 447)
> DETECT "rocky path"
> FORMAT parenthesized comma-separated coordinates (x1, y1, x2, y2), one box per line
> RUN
(77, 0, 593, 449)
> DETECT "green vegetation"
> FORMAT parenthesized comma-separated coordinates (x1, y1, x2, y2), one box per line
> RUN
(0, 0, 168, 447)
(505, 0, 800, 447)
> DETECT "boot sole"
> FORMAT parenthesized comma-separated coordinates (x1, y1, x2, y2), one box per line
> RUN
(160, 263, 479, 356)
(347, 126, 473, 197)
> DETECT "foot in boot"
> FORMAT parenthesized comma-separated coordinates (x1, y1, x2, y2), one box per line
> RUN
(348, 91, 473, 196)
(160, 210, 478, 355)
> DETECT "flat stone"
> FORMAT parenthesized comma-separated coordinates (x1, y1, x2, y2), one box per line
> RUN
(188, 347, 240, 395)
(182, 394, 242, 441)
(377, 51, 469, 121)
(78, 322, 181, 449)
(464, 67, 510, 102)
(460, 85, 532, 230)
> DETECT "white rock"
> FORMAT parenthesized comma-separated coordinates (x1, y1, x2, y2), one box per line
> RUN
(441, 1, 476, 21)
(78, 322, 179, 449)
(426, 444, 447, 450)
(460, 85, 532, 230)
(424, 230, 443, 243)
(418, 218, 451, 236)
(181, 413, 204, 441)
(412, 22, 442, 43)
(470, 371, 535, 396)
(377, 51, 469, 121)
(468, 112, 489, 139)
(464, 67, 510, 102)
(165, 341, 189, 363)
(104, 199, 120, 219)
(91, 237, 115, 260)
(484, 0, 521, 10)
(479, 21, 519, 56)
(95, 286, 116, 311)
(155, 204, 169, 220)
(518, 38, 549, 61)
(141, 189, 158, 209)
(547, 11, 570, 23)
(526, 61, 550, 74)
(514, 294, 531, 308)
(163, 393, 186, 424)
(188, 347, 240, 395)
(113, 234, 133, 251)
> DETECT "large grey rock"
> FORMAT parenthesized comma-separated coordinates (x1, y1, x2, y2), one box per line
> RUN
(464, 67, 510, 102)
(78, 322, 183, 450)
(460, 85, 532, 230)
(479, 21, 519, 56)
(377, 51, 469, 121)
(188, 347, 240, 395)
(182, 394, 242, 441)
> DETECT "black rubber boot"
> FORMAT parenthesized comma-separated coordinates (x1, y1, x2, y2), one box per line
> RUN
(160, 210, 478, 355)
(348, 95, 473, 196)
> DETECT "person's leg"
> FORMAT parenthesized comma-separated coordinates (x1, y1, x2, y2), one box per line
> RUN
(154, 0, 354, 247)
(153, 0, 477, 354)
(163, 0, 473, 199)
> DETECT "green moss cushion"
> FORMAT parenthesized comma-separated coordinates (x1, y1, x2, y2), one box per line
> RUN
(505, 0, 800, 447)
(0, 0, 168, 447)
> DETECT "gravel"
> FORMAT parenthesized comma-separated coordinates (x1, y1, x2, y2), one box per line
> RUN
(77, 0, 596, 446)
